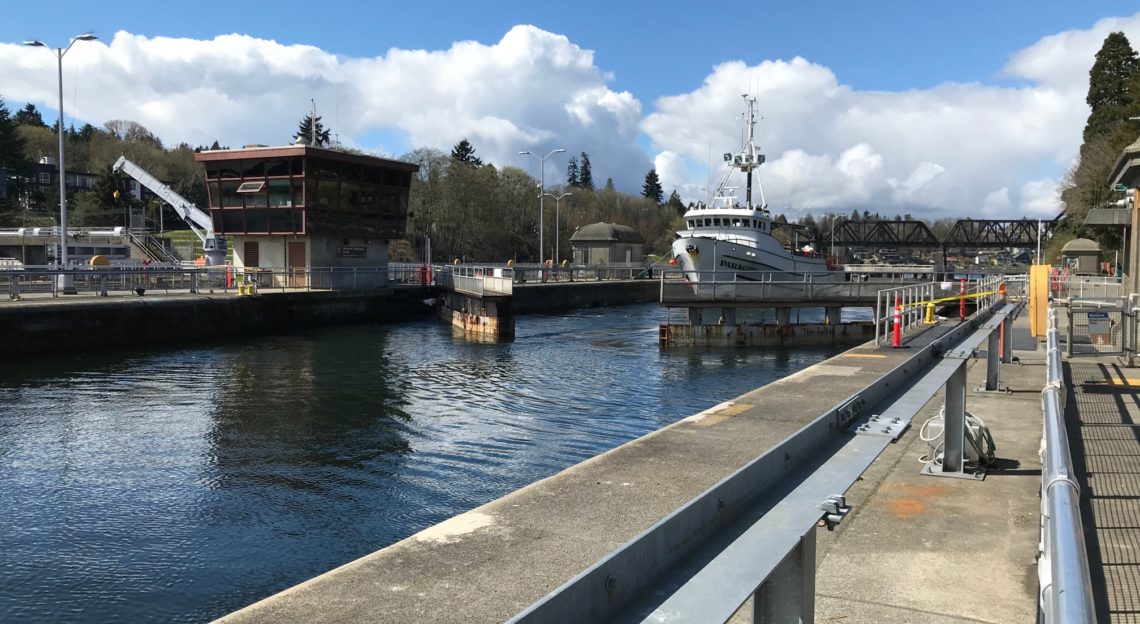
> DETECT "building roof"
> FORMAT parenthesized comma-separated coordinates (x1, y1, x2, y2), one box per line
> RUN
(1108, 134, 1140, 189)
(1061, 237, 1100, 253)
(569, 222, 644, 244)
(1084, 207, 1131, 226)
(194, 144, 419, 172)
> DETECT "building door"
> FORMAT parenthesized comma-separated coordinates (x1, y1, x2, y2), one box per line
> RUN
(287, 241, 306, 288)
(243, 241, 261, 287)
(244, 241, 260, 267)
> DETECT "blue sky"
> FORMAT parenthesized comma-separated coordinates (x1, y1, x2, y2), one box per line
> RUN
(3, 2, 1140, 217)
(5, 1, 1130, 98)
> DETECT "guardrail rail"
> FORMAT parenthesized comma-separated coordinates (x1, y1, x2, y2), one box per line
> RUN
(1037, 305, 1096, 623)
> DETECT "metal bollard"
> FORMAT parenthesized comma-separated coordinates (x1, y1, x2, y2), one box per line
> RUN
(892, 295, 903, 348)
(960, 278, 966, 321)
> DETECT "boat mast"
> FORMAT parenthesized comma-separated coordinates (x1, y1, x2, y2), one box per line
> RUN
(736, 95, 765, 210)
(744, 95, 755, 208)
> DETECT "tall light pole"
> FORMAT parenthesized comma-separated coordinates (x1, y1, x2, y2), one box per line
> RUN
(519, 148, 565, 263)
(829, 213, 836, 258)
(544, 192, 572, 264)
(25, 33, 98, 293)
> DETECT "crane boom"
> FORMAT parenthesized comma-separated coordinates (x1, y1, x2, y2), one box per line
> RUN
(112, 156, 228, 266)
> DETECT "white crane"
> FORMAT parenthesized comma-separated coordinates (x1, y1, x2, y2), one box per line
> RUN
(112, 156, 228, 267)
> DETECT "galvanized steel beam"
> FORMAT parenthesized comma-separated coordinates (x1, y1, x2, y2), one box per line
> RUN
(510, 303, 1013, 624)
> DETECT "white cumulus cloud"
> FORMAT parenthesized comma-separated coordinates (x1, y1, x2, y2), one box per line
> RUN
(642, 12, 1140, 219)
(0, 26, 650, 187)
(3, 14, 1140, 219)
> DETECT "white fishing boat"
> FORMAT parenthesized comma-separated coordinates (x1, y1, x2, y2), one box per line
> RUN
(671, 96, 838, 287)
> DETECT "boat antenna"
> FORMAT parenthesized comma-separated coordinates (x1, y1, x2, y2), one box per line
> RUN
(739, 94, 766, 210)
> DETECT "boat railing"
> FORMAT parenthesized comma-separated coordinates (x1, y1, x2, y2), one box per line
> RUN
(845, 263, 933, 274)
(659, 269, 926, 306)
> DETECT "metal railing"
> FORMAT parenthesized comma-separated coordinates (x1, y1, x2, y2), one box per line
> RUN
(873, 280, 937, 346)
(4, 261, 693, 303)
(844, 263, 934, 274)
(127, 230, 182, 265)
(2, 266, 208, 298)
(512, 264, 653, 283)
(387, 263, 658, 286)
(435, 265, 514, 297)
(660, 269, 924, 306)
(2, 265, 397, 299)
(1038, 306, 1096, 623)
(511, 298, 1013, 623)
(1052, 271, 1125, 301)
(873, 274, 1007, 346)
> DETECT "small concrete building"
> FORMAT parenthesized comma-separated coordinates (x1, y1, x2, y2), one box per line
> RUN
(1060, 238, 1101, 275)
(194, 145, 418, 288)
(569, 222, 644, 266)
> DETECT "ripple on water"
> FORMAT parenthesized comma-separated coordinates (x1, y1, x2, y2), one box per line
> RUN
(0, 304, 841, 622)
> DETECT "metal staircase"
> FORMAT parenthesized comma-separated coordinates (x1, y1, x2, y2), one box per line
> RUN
(127, 230, 182, 265)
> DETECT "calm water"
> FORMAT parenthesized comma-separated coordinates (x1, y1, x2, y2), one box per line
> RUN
(0, 304, 845, 622)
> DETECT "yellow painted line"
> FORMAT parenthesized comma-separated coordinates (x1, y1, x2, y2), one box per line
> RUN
(1107, 378, 1140, 387)
(692, 402, 754, 427)
(843, 353, 887, 359)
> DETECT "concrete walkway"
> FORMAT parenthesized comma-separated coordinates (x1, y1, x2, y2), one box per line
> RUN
(814, 322, 1043, 623)
(1065, 355, 1140, 622)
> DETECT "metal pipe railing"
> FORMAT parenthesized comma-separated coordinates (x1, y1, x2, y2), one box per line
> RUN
(1039, 305, 1095, 623)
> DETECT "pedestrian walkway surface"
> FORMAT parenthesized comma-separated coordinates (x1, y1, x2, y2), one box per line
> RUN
(813, 321, 1043, 623)
(1067, 357, 1140, 623)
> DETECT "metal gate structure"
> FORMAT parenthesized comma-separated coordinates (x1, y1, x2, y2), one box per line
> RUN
(1060, 294, 1133, 359)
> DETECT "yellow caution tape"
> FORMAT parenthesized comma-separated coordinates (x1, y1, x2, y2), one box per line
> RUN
(897, 290, 1000, 308)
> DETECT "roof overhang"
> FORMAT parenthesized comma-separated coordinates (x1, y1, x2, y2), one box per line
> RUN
(1084, 207, 1132, 226)
(1108, 136, 1140, 188)
(194, 145, 419, 172)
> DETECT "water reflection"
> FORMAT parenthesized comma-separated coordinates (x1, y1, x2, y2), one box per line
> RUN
(0, 304, 842, 623)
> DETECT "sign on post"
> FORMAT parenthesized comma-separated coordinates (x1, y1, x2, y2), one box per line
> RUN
(337, 246, 367, 258)
(1088, 311, 1111, 345)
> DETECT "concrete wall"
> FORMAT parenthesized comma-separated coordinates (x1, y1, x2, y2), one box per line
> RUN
(661, 322, 875, 347)
(512, 279, 658, 314)
(572, 242, 644, 266)
(231, 235, 389, 288)
(0, 289, 430, 358)
(1, 280, 661, 358)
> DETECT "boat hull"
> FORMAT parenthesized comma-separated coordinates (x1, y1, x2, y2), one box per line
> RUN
(672, 234, 831, 277)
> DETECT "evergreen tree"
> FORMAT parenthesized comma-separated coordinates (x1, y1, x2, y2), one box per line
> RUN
(664, 189, 685, 216)
(210, 140, 222, 151)
(849, 209, 860, 221)
(604, 177, 616, 192)
(0, 96, 29, 196)
(578, 152, 594, 190)
(294, 114, 331, 146)
(566, 156, 580, 186)
(15, 103, 47, 128)
(77, 123, 98, 142)
(1084, 32, 1139, 141)
(451, 138, 483, 167)
(642, 169, 663, 204)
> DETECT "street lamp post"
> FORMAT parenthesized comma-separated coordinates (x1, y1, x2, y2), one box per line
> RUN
(519, 148, 565, 264)
(544, 192, 572, 264)
(25, 33, 97, 293)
